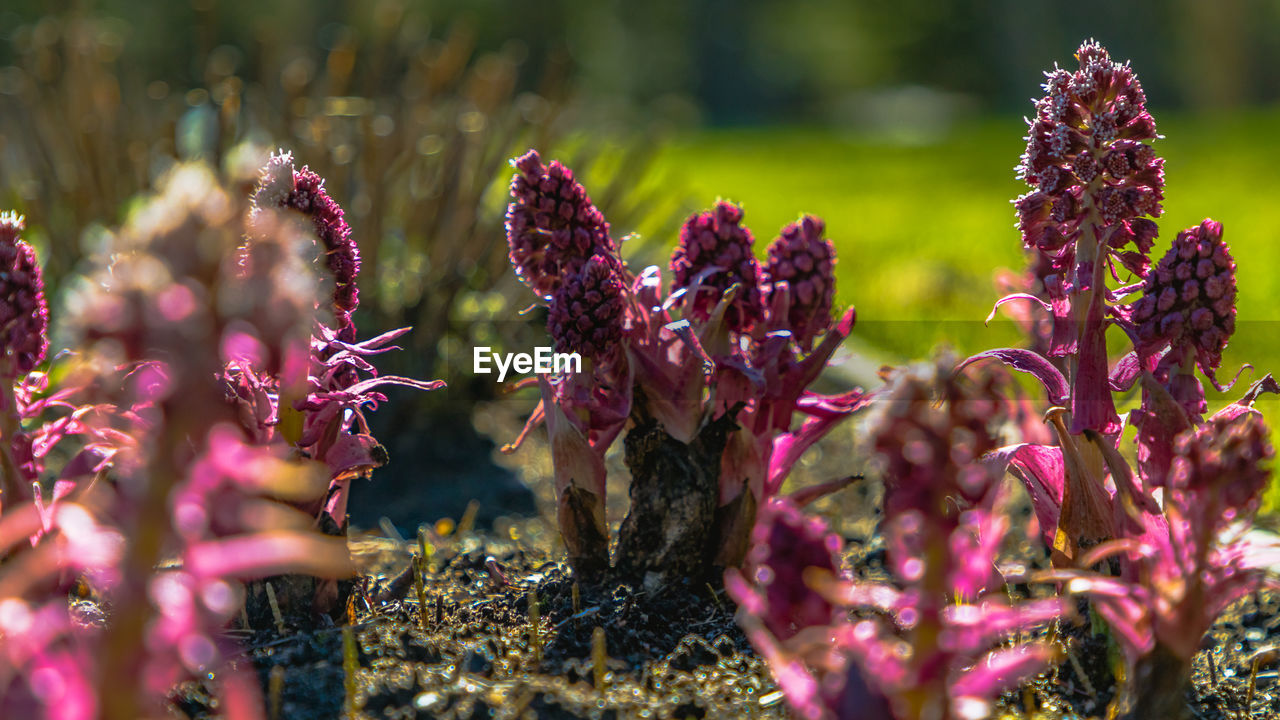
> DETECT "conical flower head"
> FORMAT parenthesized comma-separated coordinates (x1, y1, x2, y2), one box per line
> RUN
(547, 255, 626, 364)
(765, 215, 836, 350)
(1016, 40, 1164, 279)
(870, 359, 1007, 520)
(1129, 219, 1236, 375)
(1171, 410, 1272, 518)
(739, 497, 843, 641)
(670, 201, 764, 332)
(252, 151, 361, 317)
(0, 212, 49, 377)
(506, 150, 617, 298)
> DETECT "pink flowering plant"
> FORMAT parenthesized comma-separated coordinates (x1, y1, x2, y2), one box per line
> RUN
(502, 150, 869, 582)
(962, 40, 1280, 717)
(0, 155, 440, 719)
(727, 360, 1068, 720)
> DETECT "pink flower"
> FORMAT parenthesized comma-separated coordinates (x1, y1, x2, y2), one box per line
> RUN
(670, 201, 764, 332)
(506, 149, 617, 298)
(547, 255, 627, 363)
(0, 212, 49, 378)
(764, 215, 836, 351)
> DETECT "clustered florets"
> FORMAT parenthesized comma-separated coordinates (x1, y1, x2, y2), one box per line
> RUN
(1015, 41, 1164, 282)
(670, 200, 764, 332)
(871, 362, 1006, 519)
(1130, 219, 1236, 373)
(0, 212, 49, 378)
(253, 152, 361, 322)
(506, 150, 616, 299)
(1172, 410, 1272, 515)
(765, 215, 836, 349)
(739, 497, 842, 640)
(546, 255, 627, 363)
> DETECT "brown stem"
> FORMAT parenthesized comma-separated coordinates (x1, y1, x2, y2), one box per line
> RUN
(614, 399, 734, 586)
(98, 422, 182, 720)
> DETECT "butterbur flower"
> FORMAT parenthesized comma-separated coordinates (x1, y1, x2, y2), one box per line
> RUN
(504, 150, 866, 583)
(1170, 408, 1271, 532)
(1045, 398, 1276, 718)
(1005, 40, 1165, 436)
(765, 215, 836, 350)
(670, 200, 764, 332)
(0, 212, 49, 379)
(1129, 219, 1236, 387)
(252, 151, 361, 331)
(728, 497, 842, 641)
(547, 255, 627, 363)
(730, 363, 1064, 720)
(506, 149, 616, 298)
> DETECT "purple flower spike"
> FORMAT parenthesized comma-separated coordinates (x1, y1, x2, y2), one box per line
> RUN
(252, 151, 361, 324)
(736, 497, 843, 641)
(1009, 40, 1166, 435)
(765, 215, 836, 350)
(547, 255, 627, 364)
(0, 212, 49, 378)
(506, 149, 617, 298)
(671, 201, 764, 332)
(1130, 219, 1236, 379)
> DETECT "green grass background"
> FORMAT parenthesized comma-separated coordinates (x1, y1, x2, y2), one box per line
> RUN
(653, 109, 1280, 509)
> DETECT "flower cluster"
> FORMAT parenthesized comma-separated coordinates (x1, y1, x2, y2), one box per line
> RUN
(503, 151, 867, 582)
(973, 40, 1277, 717)
(0, 157, 436, 719)
(0, 212, 49, 380)
(547, 255, 627, 363)
(731, 361, 1066, 720)
(670, 200, 764, 331)
(765, 215, 836, 350)
(252, 151, 361, 334)
(505, 149, 617, 298)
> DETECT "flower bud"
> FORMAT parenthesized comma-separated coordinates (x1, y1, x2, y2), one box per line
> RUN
(546, 255, 626, 364)
(0, 212, 49, 377)
(670, 201, 763, 332)
(1171, 410, 1272, 518)
(1130, 219, 1235, 373)
(765, 215, 836, 349)
(742, 497, 843, 640)
(506, 150, 616, 298)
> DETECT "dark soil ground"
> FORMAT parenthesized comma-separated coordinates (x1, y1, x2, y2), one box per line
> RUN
(171, 404, 1280, 719)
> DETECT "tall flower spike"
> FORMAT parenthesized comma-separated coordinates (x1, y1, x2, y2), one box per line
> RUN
(547, 255, 627, 364)
(765, 215, 836, 350)
(252, 151, 361, 327)
(1009, 40, 1165, 435)
(0, 212, 50, 379)
(1016, 42, 1164, 273)
(506, 149, 617, 298)
(670, 201, 764, 332)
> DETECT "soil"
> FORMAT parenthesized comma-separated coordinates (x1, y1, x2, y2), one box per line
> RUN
(169, 405, 1280, 720)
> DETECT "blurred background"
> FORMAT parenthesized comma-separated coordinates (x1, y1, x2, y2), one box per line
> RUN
(3, 0, 1280, 529)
